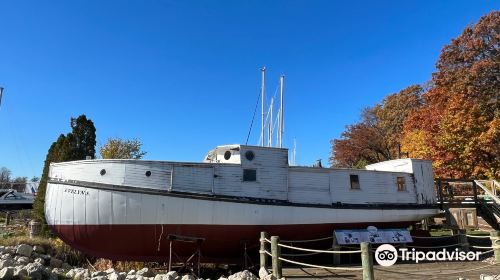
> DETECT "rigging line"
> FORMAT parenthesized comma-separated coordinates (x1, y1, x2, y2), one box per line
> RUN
(245, 90, 261, 145)
(256, 82, 281, 146)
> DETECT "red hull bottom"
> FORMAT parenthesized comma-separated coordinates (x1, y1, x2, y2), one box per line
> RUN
(51, 222, 413, 262)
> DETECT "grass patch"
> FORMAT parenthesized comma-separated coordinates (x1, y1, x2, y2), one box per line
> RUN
(429, 229, 454, 237)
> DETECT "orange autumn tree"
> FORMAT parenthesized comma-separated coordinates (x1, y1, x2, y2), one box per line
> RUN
(402, 11, 499, 178)
(330, 85, 423, 168)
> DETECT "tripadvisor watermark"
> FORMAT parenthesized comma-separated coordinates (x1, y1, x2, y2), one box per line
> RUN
(374, 244, 481, 266)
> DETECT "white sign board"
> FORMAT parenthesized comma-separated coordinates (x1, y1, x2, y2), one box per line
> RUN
(334, 228, 412, 245)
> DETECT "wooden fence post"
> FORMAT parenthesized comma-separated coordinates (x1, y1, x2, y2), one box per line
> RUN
(271, 236, 282, 279)
(260, 232, 268, 270)
(360, 242, 374, 280)
(4, 212, 11, 226)
(332, 233, 341, 265)
(458, 229, 469, 252)
(490, 231, 500, 263)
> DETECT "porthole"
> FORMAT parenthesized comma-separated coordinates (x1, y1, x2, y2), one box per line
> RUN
(245, 151, 255, 161)
(224, 151, 231, 160)
(100, 169, 106, 176)
(145, 171, 152, 177)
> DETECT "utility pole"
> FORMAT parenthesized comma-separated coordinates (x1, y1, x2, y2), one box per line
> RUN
(261, 67, 266, 147)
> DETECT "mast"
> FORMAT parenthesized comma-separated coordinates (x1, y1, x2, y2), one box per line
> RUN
(0, 87, 4, 109)
(293, 138, 296, 165)
(279, 75, 284, 148)
(268, 97, 274, 147)
(260, 67, 266, 147)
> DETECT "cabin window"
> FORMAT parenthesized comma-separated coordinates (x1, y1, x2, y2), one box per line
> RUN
(145, 171, 152, 177)
(245, 150, 255, 161)
(224, 151, 232, 160)
(243, 169, 257, 182)
(350, 175, 360, 189)
(397, 177, 406, 191)
(100, 169, 106, 176)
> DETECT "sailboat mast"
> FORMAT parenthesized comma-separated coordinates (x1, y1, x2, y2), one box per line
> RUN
(279, 75, 284, 148)
(268, 97, 273, 147)
(0, 87, 4, 109)
(261, 67, 266, 147)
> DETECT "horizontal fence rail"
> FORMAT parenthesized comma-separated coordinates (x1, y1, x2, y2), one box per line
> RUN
(259, 231, 500, 280)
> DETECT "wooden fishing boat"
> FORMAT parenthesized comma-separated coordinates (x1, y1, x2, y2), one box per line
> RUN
(45, 145, 439, 262)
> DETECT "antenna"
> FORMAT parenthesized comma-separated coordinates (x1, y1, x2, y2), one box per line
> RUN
(260, 67, 266, 147)
(279, 75, 285, 148)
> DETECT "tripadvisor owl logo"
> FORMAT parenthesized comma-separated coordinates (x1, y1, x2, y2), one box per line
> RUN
(374, 243, 481, 266)
(375, 244, 398, 266)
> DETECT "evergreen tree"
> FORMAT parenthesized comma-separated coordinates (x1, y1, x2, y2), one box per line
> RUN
(33, 115, 96, 228)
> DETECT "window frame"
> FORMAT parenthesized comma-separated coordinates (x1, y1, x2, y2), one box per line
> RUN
(243, 169, 257, 182)
(350, 174, 360, 190)
(397, 176, 406, 191)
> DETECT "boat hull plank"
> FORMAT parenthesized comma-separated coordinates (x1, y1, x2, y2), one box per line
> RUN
(46, 182, 439, 261)
(52, 222, 414, 262)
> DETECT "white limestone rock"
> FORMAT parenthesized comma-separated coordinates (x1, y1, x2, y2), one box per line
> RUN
(0, 267, 14, 280)
(33, 245, 46, 254)
(136, 268, 155, 278)
(181, 275, 196, 280)
(13, 266, 28, 278)
(74, 270, 86, 280)
(25, 263, 44, 280)
(66, 269, 77, 278)
(0, 259, 14, 270)
(166, 271, 178, 279)
(16, 256, 30, 265)
(228, 270, 258, 280)
(52, 268, 66, 275)
(263, 275, 275, 280)
(34, 258, 45, 266)
(92, 271, 108, 278)
(62, 262, 73, 270)
(258, 267, 269, 279)
(110, 272, 127, 280)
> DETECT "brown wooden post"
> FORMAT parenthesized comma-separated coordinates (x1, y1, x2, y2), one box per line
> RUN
(472, 180, 479, 207)
(260, 232, 268, 270)
(4, 212, 11, 226)
(360, 242, 374, 280)
(332, 233, 341, 265)
(490, 231, 500, 263)
(458, 229, 469, 252)
(271, 236, 282, 279)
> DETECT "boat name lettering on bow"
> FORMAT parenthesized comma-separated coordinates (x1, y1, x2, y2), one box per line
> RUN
(64, 188, 89, 196)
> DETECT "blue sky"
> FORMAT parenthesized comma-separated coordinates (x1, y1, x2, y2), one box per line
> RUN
(0, 1, 497, 179)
